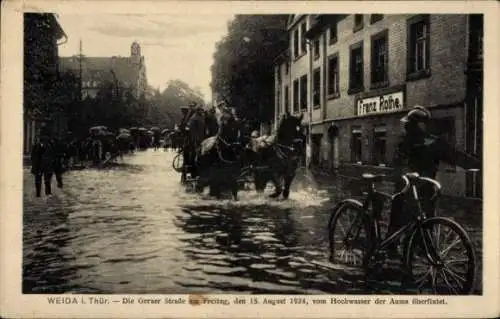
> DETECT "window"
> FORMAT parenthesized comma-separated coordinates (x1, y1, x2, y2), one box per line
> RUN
(313, 38, 320, 60)
(300, 75, 308, 111)
(313, 68, 321, 108)
(293, 79, 299, 113)
(470, 14, 483, 61)
(349, 42, 364, 94)
(293, 29, 299, 59)
(370, 14, 384, 24)
(371, 30, 389, 88)
(372, 125, 387, 165)
(285, 62, 290, 74)
(354, 14, 364, 32)
(329, 23, 338, 45)
(407, 15, 430, 80)
(277, 67, 282, 84)
(300, 22, 307, 54)
(284, 85, 289, 113)
(351, 127, 362, 163)
(328, 54, 340, 98)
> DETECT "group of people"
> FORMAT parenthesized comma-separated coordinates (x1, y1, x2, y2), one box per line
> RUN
(30, 135, 69, 197)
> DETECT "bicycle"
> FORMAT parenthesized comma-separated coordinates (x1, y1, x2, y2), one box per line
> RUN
(172, 150, 184, 173)
(328, 171, 478, 294)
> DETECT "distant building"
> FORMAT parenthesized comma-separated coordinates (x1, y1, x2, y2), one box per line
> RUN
(274, 14, 483, 197)
(24, 13, 67, 154)
(59, 41, 148, 100)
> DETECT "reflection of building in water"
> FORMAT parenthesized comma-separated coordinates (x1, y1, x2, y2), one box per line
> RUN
(60, 41, 148, 100)
(274, 14, 483, 197)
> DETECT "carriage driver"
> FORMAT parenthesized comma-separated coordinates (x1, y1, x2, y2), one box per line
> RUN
(387, 105, 481, 252)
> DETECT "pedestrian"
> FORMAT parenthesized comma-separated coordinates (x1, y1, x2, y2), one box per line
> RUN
(52, 137, 67, 188)
(30, 135, 55, 197)
(387, 105, 481, 251)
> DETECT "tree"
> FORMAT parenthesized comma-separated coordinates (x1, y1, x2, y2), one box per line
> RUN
(210, 15, 289, 126)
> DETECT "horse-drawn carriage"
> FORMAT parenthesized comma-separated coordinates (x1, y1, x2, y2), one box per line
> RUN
(173, 108, 306, 200)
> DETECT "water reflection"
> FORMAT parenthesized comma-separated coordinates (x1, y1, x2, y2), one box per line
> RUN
(22, 150, 482, 294)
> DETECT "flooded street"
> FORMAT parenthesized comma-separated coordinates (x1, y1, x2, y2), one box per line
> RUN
(22, 150, 483, 294)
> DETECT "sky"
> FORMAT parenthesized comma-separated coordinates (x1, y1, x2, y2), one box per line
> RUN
(58, 14, 235, 102)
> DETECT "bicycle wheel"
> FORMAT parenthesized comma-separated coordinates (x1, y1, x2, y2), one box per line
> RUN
(404, 217, 476, 295)
(328, 201, 374, 269)
(172, 153, 184, 173)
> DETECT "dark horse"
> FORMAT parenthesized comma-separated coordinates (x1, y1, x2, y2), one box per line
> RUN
(192, 107, 243, 200)
(249, 112, 305, 200)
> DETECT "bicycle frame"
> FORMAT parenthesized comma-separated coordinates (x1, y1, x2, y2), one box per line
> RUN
(361, 175, 442, 263)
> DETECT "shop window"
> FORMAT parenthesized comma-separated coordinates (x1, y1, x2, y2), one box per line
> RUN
(293, 29, 300, 59)
(300, 75, 308, 111)
(313, 68, 321, 108)
(351, 127, 363, 163)
(371, 30, 389, 88)
(372, 125, 387, 165)
(349, 42, 364, 94)
(284, 85, 289, 113)
(328, 54, 340, 98)
(370, 14, 384, 24)
(313, 38, 320, 60)
(300, 22, 307, 54)
(293, 79, 299, 113)
(329, 23, 338, 45)
(407, 15, 430, 80)
(354, 14, 364, 32)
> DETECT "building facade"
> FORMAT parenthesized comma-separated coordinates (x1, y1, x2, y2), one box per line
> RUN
(274, 14, 483, 197)
(59, 41, 148, 100)
(24, 13, 67, 154)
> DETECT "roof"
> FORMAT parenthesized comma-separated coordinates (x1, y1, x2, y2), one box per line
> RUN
(304, 14, 347, 40)
(287, 14, 305, 31)
(59, 56, 140, 87)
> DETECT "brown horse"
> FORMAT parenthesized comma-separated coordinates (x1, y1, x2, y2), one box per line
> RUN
(193, 107, 244, 199)
(250, 112, 305, 199)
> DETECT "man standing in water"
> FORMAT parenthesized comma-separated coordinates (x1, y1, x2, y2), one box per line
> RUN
(31, 134, 56, 197)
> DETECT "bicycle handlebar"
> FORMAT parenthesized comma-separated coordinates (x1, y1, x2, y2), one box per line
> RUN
(398, 174, 441, 200)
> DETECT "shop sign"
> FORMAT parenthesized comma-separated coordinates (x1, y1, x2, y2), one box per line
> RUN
(356, 91, 404, 116)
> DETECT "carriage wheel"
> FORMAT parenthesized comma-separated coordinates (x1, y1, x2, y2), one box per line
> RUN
(173, 153, 184, 173)
(180, 170, 187, 184)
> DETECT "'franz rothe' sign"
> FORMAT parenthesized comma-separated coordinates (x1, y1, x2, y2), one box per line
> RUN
(356, 91, 404, 116)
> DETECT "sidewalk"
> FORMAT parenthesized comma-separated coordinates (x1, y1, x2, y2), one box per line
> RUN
(306, 166, 483, 228)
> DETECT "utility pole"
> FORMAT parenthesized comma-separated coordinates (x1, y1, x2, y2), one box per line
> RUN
(79, 38, 83, 101)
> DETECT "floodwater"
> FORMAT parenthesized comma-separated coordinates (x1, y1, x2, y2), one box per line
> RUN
(22, 150, 482, 294)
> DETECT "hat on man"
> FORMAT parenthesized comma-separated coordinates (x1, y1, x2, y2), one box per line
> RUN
(400, 105, 432, 123)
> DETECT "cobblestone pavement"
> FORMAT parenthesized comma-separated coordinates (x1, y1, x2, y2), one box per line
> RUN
(23, 149, 483, 294)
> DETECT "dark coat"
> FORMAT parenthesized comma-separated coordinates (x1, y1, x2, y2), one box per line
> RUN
(392, 133, 481, 181)
(31, 141, 56, 174)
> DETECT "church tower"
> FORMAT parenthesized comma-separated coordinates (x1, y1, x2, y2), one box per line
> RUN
(130, 41, 141, 63)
